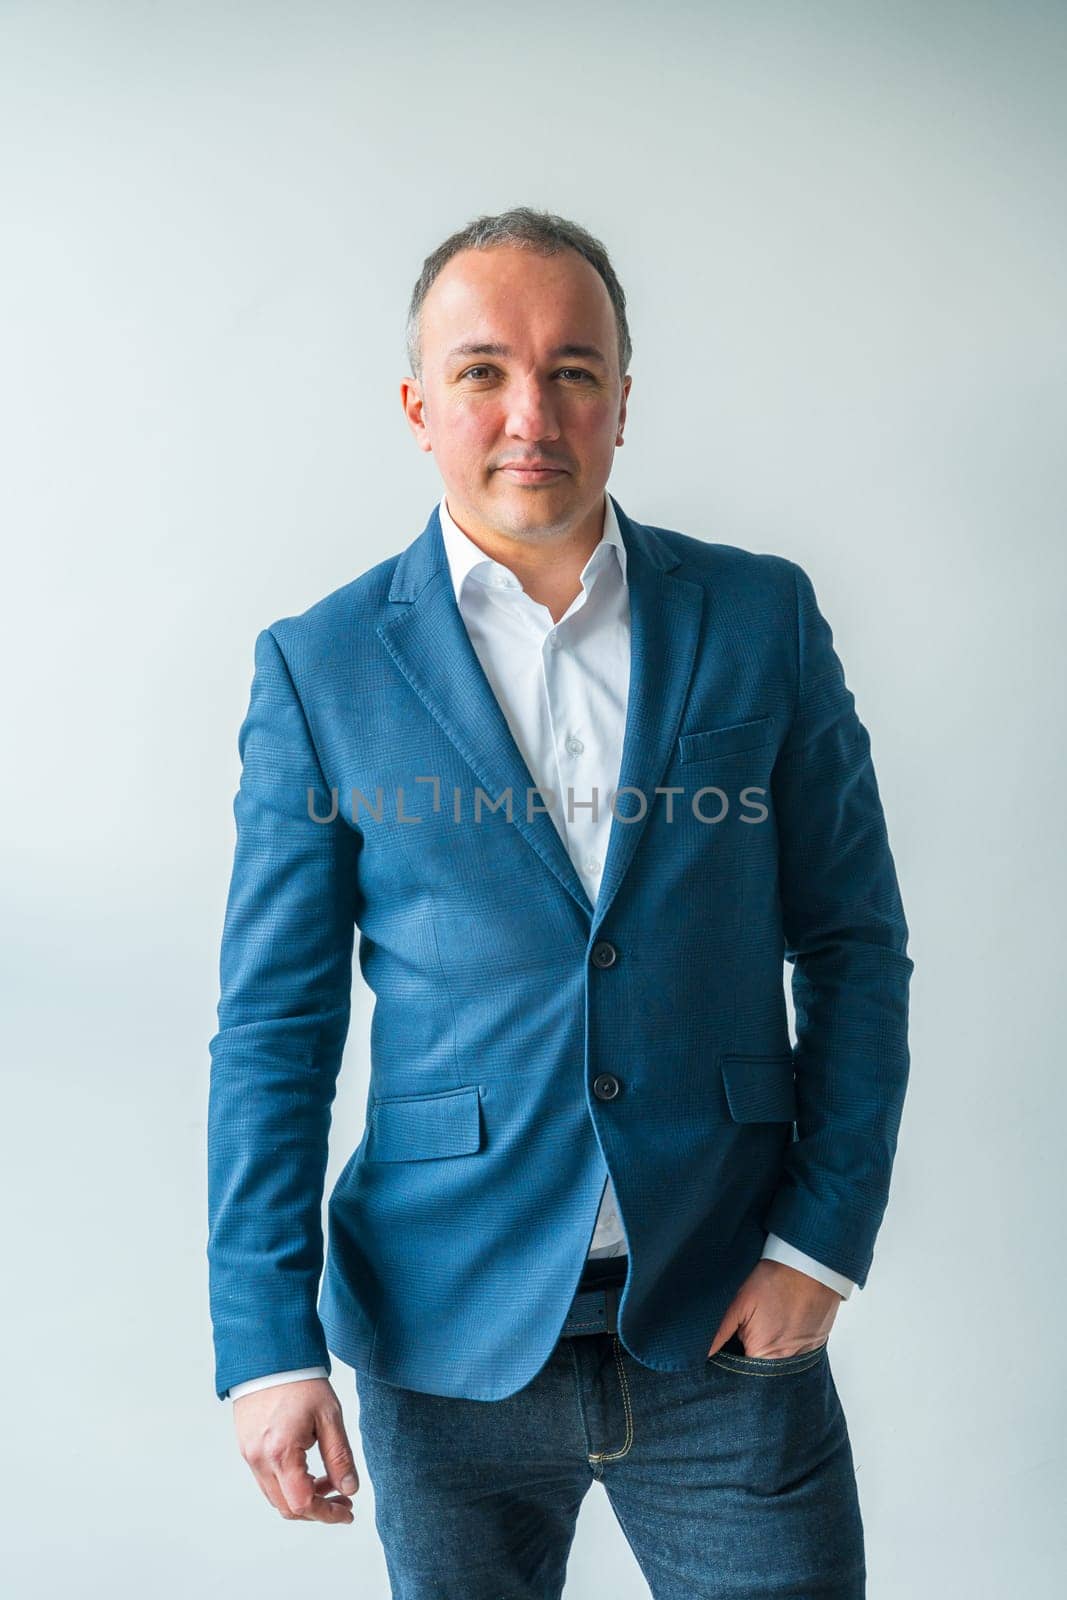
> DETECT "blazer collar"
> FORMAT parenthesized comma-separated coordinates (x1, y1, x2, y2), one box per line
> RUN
(387, 491, 652, 605)
(378, 494, 703, 935)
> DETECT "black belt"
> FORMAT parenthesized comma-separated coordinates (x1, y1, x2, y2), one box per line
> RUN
(560, 1255, 628, 1338)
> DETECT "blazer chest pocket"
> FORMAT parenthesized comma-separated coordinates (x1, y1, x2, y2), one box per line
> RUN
(678, 715, 774, 763)
(719, 1053, 797, 1123)
(367, 1084, 483, 1162)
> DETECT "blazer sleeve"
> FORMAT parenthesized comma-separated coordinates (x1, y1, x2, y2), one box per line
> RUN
(764, 562, 913, 1288)
(206, 625, 360, 1400)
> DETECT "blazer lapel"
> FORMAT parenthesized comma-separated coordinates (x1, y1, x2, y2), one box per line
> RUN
(591, 499, 703, 935)
(377, 497, 704, 932)
(378, 505, 592, 911)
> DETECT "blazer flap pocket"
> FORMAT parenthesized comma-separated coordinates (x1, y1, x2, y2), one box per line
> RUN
(679, 715, 773, 763)
(368, 1084, 482, 1162)
(720, 1053, 797, 1122)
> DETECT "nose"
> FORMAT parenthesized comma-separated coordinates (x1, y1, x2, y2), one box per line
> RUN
(503, 377, 562, 443)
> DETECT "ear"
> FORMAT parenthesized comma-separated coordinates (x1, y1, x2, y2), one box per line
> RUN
(617, 373, 632, 443)
(400, 377, 433, 455)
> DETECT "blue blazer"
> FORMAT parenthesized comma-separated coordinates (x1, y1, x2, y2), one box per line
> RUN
(207, 495, 913, 1401)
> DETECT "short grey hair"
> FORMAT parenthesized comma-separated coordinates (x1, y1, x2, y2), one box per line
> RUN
(405, 206, 632, 383)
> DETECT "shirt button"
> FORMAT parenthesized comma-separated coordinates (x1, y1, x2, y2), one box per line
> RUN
(583, 859, 600, 876)
(590, 940, 617, 968)
(565, 734, 584, 756)
(547, 632, 560, 648)
(593, 1073, 621, 1101)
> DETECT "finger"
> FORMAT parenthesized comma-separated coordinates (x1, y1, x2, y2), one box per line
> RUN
(316, 1404, 360, 1497)
(257, 1471, 352, 1523)
(276, 1449, 320, 1518)
(273, 1471, 354, 1524)
(706, 1314, 740, 1358)
(240, 1436, 305, 1519)
(250, 1464, 303, 1520)
(311, 1474, 353, 1508)
(312, 1472, 351, 1499)
(298, 1491, 355, 1525)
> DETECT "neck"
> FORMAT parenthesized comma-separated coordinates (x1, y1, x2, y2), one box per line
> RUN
(446, 493, 607, 623)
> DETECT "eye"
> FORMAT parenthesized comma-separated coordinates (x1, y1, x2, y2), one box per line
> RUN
(458, 366, 596, 383)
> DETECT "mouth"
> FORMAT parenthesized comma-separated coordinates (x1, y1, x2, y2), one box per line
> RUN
(497, 466, 568, 484)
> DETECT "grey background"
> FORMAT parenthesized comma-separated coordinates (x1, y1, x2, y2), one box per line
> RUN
(2, 2, 1064, 1594)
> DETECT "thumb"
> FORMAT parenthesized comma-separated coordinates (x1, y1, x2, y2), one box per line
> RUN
(318, 1405, 360, 1496)
(706, 1306, 740, 1358)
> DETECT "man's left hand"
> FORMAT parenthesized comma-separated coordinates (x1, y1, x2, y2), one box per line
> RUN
(707, 1259, 842, 1360)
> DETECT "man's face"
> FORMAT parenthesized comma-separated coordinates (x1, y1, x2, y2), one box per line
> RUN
(401, 245, 630, 545)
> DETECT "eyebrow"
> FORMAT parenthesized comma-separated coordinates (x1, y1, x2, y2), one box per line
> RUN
(446, 341, 609, 369)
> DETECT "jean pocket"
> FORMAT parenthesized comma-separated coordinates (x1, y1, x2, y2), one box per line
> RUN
(707, 1336, 829, 1376)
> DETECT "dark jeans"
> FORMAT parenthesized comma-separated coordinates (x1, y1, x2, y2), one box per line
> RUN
(352, 1311, 866, 1599)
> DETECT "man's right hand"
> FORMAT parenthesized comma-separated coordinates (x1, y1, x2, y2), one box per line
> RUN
(233, 1377, 358, 1524)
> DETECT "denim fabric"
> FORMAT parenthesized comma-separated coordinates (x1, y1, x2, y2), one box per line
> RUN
(352, 1330, 865, 1598)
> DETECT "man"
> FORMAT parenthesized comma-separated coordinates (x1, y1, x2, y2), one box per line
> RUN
(207, 207, 912, 1597)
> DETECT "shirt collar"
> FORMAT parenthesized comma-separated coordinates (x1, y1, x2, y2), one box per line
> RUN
(437, 489, 627, 609)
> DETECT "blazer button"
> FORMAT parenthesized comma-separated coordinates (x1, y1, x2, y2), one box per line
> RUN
(593, 1073, 621, 1101)
(591, 940, 617, 968)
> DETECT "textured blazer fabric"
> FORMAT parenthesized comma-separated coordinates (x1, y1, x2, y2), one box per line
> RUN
(206, 496, 913, 1401)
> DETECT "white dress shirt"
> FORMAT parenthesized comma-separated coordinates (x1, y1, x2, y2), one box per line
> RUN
(228, 491, 853, 1401)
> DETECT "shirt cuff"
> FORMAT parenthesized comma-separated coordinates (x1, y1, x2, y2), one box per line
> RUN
(761, 1234, 856, 1299)
(228, 1366, 330, 1401)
